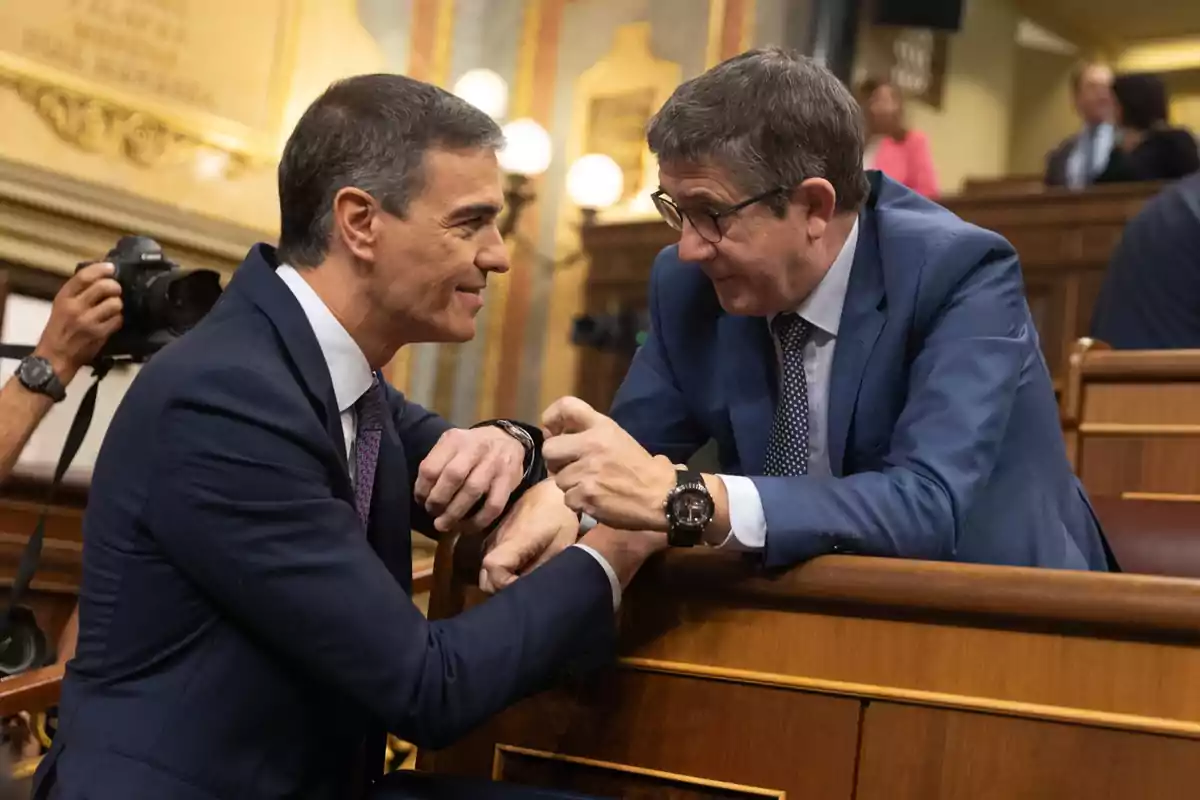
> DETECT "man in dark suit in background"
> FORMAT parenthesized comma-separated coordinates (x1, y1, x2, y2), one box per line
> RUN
(1091, 172, 1200, 348)
(1045, 62, 1115, 190)
(539, 49, 1112, 572)
(33, 75, 662, 800)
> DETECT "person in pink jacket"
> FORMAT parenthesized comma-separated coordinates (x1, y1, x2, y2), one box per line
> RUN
(859, 78, 939, 198)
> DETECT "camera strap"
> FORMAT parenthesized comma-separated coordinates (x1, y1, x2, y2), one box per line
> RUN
(0, 359, 112, 645)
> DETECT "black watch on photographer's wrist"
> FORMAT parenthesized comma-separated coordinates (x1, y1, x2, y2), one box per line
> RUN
(16, 356, 67, 403)
(665, 470, 715, 547)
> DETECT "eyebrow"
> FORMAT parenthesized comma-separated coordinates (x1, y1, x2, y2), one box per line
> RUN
(447, 202, 503, 222)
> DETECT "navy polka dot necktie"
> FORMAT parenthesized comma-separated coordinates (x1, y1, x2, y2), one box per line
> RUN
(763, 313, 813, 477)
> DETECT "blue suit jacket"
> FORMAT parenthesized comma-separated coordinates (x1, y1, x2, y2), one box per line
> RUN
(1090, 172, 1200, 349)
(611, 173, 1111, 571)
(33, 246, 615, 800)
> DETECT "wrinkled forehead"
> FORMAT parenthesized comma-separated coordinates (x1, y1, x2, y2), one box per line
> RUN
(657, 158, 748, 204)
(415, 146, 505, 211)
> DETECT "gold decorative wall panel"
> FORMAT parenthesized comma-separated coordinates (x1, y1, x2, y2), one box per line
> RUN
(0, 0, 300, 168)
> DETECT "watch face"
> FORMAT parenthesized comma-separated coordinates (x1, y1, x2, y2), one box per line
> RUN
(671, 488, 714, 528)
(19, 358, 52, 387)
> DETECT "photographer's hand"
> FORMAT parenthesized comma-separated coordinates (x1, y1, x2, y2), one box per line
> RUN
(0, 262, 123, 483)
(33, 262, 124, 384)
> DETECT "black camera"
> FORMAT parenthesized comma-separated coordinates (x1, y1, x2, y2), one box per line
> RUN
(78, 235, 223, 363)
(570, 308, 649, 355)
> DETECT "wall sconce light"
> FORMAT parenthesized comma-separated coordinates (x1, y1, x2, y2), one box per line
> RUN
(497, 118, 552, 239)
(566, 153, 624, 226)
(452, 68, 509, 120)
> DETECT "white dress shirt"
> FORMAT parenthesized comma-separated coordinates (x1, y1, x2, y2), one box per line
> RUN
(276, 265, 622, 607)
(714, 219, 860, 550)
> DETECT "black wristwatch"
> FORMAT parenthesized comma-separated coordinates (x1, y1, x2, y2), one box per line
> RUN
(664, 469, 715, 547)
(16, 355, 67, 402)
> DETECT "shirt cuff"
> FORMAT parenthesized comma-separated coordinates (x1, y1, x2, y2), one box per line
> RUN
(571, 543, 621, 611)
(713, 474, 767, 551)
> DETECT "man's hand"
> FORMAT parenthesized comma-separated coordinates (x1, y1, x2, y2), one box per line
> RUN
(414, 426, 527, 534)
(34, 262, 123, 384)
(479, 479, 578, 593)
(541, 396, 676, 532)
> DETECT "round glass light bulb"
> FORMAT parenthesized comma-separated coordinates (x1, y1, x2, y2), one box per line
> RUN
(566, 154, 624, 209)
(498, 118, 552, 177)
(452, 68, 509, 120)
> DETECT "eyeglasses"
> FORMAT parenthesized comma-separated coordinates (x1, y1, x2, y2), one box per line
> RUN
(650, 187, 787, 244)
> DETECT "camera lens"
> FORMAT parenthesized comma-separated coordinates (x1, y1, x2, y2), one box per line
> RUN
(143, 270, 223, 335)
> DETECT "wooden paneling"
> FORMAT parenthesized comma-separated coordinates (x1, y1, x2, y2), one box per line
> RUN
(1062, 341, 1200, 497)
(856, 702, 1200, 800)
(422, 541, 1200, 798)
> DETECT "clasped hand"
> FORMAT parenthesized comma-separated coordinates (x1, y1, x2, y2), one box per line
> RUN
(541, 396, 676, 532)
(414, 426, 526, 534)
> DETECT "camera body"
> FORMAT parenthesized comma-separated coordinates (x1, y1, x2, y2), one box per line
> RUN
(79, 236, 223, 362)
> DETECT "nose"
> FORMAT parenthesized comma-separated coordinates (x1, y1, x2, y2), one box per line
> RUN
(676, 220, 717, 263)
(477, 226, 510, 274)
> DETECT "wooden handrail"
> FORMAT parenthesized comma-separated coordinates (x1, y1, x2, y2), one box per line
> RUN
(0, 663, 64, 718)
(622, 550, 1200, 638)
(1077, 348, 1200, 380)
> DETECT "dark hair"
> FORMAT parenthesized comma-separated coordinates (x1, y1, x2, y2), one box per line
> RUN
(646, 47, 869, 213)
(857, 77, 908, 138)
(1112, 73, 1170, 132)
(277, 73, 504, 268)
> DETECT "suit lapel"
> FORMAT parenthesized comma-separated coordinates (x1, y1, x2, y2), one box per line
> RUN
(827, 203, 886, 477)
(719, 314, 776, 474)
(228, 246, 348, 472)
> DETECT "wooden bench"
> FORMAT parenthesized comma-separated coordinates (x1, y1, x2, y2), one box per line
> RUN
(420, 538, 1200, 799)
(1062, 338, 1200, 499)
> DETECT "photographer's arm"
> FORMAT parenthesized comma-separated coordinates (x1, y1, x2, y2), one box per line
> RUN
(0, 263, 121, 483)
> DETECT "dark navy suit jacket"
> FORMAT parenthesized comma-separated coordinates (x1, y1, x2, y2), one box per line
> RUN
(1091, 172, 1200, 349)
(33, 245, 615, 800)
(611, 173, 1111, 571)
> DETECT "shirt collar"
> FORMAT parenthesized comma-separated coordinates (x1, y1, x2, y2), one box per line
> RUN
(275, 264, 373, 413)
(770, 217, 859, 338)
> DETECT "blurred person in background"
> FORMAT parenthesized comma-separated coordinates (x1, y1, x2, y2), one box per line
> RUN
(859, 78, 939, 198)
(1045, 63, 1116, 189)
(1096, 72, 1199, 184)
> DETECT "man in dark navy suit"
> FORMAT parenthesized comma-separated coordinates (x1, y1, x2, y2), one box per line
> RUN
(33, 75, 663, 800)
(1090, 172, 1200, 349)
(541, 49, 1112, 572)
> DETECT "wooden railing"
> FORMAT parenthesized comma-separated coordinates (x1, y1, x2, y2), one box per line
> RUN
(420, 539, 1200, 799)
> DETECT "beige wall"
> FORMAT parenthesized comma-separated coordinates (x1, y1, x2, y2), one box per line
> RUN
(1166, 70, 1200, 133)
(855, 0, 1021, 194)
(908, 0, 1020, 193)
(1008, 48, 1081, 176)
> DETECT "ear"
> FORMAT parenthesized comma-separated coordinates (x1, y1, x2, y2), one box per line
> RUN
(790, 178, 838, 241)
(331, 187, 380, 264)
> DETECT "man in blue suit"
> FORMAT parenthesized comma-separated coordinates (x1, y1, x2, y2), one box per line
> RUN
(542, 48, 1112, 572)
(33, 75, 663, 800)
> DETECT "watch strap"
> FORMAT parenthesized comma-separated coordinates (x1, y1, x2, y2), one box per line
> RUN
(17, 356, 67, 402)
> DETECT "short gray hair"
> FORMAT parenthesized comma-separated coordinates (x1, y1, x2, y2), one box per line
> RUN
(278, 73, 504, 268)
(647, 48, 869, 212)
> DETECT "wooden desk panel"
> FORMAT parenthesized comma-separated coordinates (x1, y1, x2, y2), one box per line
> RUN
(443, 671, 860, 799)
(1063, 343, 1200, 498)
(857, 702, 1200, 800)
(423, 543, 1200, 798)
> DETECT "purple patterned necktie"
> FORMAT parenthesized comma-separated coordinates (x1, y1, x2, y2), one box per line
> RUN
(353, 378, 385, 529)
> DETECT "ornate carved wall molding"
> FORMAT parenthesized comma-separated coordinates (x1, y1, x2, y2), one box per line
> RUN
(0, 71, 253, 176)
